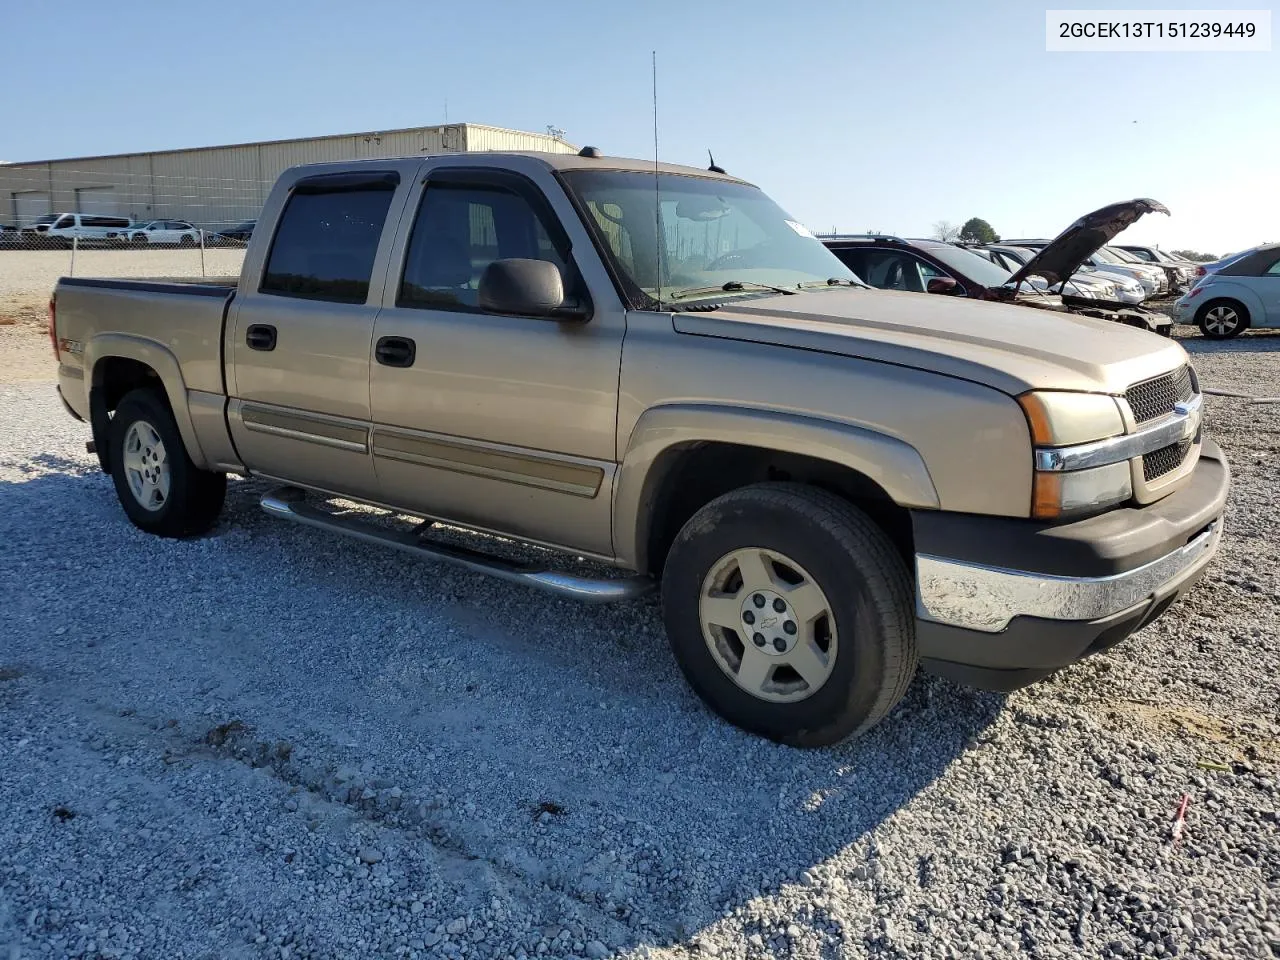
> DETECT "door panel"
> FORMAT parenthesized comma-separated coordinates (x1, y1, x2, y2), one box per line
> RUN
(226, 167, 413, 499)
(368, 169, 624, 557)
(227, 296, 382, 500)
(368, 309, 621, 556)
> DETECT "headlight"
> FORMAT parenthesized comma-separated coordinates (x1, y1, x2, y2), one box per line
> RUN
(1017, 391, 1132, 519)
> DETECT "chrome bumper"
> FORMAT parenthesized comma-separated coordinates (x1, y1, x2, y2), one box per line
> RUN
(916, 520, 1222, 633)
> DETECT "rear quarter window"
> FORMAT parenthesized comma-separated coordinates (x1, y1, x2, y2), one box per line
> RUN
(260, 185, 396, 304)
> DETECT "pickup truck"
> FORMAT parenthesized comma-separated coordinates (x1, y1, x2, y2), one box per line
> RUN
(51, 148, 1230, 747)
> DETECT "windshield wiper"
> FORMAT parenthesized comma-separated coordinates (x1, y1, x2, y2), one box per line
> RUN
(668, 280, 797, 301)
(798, 277, 870, 290)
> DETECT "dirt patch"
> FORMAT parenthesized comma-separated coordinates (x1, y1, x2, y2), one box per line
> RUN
(1103, 698, 1280, 766)
(0, 326, 57, 383)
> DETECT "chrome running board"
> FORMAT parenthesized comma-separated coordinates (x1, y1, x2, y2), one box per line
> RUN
(259, 486, 654, 603)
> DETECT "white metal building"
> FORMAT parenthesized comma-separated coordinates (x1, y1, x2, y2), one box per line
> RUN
(0, 123, 577, 229)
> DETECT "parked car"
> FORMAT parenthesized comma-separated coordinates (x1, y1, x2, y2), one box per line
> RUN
(984, 244, 1146, 304)
(20, 212, 134, 247)
(120, 220, 202, 245)
(1116, 245, 1199, 289)
(1103, 245, 1183, 294)
(211, 220, 256, 245)
(50, 150, 1226, 746)
(969, 243, 1129, 302)
(0, 223, 19, 244)
(1189, 247, 1258, 282)
(823, 200, 1172, 332)
(1004, 239, 1164, 298)
(1173, 242, 1280, 338)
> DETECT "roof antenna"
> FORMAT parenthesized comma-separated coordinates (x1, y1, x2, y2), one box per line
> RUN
(707, 150, 725, 174)
(652, 50, 663, 313)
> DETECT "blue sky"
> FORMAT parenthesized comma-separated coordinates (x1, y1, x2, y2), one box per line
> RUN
(2, 0, 1275, 254)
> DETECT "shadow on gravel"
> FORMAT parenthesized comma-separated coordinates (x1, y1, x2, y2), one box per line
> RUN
(3, 466, 1008, 955)
(1181, 330, 1280, 355)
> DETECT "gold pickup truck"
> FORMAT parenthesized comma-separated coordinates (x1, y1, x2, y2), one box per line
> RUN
(50, 149, 1229, 746)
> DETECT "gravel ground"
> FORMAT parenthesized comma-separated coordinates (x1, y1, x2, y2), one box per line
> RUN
(0, 324, 1277, 960)
(0, 248, 244, 325)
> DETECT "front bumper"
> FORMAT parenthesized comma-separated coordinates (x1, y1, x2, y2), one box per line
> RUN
(911, 440, 1229, 691)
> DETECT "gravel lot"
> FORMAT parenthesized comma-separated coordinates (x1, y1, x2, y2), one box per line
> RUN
(0, 248, 244, 326)
(0, 319, 1277, 960)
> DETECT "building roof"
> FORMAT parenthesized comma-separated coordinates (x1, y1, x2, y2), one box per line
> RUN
(2, 122, 573, 168)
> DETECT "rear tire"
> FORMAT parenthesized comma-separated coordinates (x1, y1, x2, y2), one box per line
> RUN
(108, 388, 226, 538)
(660, 483, 918, 747)
(180, 234, 194, 246)
(1196, 299, 1248, 339)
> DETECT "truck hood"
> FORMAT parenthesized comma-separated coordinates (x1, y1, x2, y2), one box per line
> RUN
(1007, 199, 1170, 288)
(671, 288, 1186, 396)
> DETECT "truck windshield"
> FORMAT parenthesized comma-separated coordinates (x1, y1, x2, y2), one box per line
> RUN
(561, 170, 859, 305)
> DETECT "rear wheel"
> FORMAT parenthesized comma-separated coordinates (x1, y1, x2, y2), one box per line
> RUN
(179, 234, 194, 245)
(660, 483, 917, 747)
(108, 389, 226, 538)
(1196, 299, 1248, 339)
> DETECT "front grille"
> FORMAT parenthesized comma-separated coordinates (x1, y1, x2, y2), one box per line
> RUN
(1143, 439, 1192, 482)
(1126, 366, 1194, 423)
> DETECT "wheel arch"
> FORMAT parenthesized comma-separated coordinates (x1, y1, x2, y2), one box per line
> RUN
(1195, 284, 1261, 326)
(85, 333, 208, 472)
(614, 403, 939, 575)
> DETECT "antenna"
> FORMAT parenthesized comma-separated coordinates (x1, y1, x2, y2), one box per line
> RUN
(652, 50, 662, 313)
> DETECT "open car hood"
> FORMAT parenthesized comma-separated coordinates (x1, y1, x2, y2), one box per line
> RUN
(1006, 199, 1170, 288)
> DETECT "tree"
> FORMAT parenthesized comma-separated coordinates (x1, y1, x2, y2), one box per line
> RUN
(931, 220, 960, 242)
(959, 217, 999, 244)
(1171, 249, 1217, 263)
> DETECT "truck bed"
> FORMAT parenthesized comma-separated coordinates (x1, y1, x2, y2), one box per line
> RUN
(59, 275, 238, 296)
(53, 275, 238, 401)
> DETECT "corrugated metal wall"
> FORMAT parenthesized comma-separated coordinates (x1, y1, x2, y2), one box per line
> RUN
(463, 124, 577, 154)
(0, 124, 579, 230)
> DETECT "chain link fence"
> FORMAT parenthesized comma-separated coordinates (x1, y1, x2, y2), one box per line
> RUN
(1, 169, 264, 325)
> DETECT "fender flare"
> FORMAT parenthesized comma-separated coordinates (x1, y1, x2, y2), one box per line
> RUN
(84, 332, 210, 469)
(612, 403, 939, 570)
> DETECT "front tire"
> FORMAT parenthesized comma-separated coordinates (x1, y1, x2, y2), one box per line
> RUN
(108, 389, 226, 538)
(660, 483, 918, 747)
(1196, 299, 1248, 339)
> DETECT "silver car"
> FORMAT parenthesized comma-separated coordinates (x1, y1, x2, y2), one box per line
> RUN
(1173, 242, 1280, 338)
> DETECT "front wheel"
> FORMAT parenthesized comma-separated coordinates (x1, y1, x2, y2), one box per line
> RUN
(661, 483, 918, 747)
(1196, 299, 1248, 339)
(108, 388, 226, 538)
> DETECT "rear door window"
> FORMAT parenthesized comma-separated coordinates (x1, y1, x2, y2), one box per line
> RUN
(261, 179, 397, 303)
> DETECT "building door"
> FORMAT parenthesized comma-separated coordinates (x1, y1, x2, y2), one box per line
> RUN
(13, 191, 50, 226)
(75, 187, 117, 216)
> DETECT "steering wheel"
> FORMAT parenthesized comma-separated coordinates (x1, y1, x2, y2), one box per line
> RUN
(707, 240, 784, 272)
(706, 250, 747, 271)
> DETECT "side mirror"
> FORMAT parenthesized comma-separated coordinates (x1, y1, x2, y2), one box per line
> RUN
(926, 276, 960, 295)
(477, 258, 587, 321)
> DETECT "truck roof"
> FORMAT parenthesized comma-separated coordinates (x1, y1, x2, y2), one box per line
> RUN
(283, 150, 755, 185)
